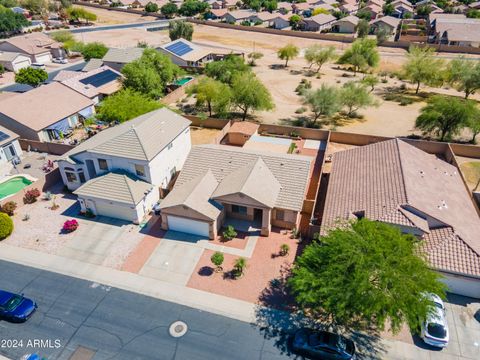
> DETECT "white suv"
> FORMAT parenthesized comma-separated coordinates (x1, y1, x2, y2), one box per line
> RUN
(421, 293, 449, 348)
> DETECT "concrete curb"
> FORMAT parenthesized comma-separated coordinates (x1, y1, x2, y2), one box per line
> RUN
(0, 243, 258, 323)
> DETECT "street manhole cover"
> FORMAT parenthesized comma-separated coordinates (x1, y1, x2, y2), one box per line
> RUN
(169, 320, 188, 338)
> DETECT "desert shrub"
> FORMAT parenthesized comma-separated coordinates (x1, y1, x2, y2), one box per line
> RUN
(62, 219, 79, 233)
(1, 201, 17, 216)
(280, 243, 290, 256)
(0, 213, 13, 240)
(400, 98, 413, 106)
(223, 225, 237, 241)
(23, 188, 41, 204)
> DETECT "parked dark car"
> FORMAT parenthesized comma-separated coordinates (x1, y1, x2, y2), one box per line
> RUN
(292, 328, 356, 360)
(0, 290, 37, 322)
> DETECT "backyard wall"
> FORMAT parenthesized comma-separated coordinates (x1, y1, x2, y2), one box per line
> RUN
(19, 139, 75, 156)
(161, 77, 200, 106)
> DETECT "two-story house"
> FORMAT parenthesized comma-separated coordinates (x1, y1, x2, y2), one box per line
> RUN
(58, 108, 191, 223)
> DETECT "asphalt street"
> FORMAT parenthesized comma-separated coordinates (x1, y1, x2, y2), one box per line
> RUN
(0, 260, 294, 360)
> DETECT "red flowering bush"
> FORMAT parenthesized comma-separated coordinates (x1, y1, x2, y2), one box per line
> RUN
(62, 219, 79, 233)
(23, 188, 41, 204)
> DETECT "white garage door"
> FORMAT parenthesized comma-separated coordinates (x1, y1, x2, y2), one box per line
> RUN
(94, 200, 136, 222)
(442, 273, 480, 299)
(34, 53, 51, 64)
(14, 60, 30, 72)
(167, 215, 209, 237)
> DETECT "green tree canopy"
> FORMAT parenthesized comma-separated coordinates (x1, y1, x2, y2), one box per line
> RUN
(144, 1, 159, 12)
(247, 51, 263, 66)
(80, 42, 108, 61)
(447, 56, 480, 99)
(402, 46, 444, 94)
(339, 81, 377, 117)
(337, 38, 379, 75)
(416, 4, 433, 16)
(264, 0, 277, 12)
(466, 110, 480, 144)
(168, 20, 194, 41)
(178, 0, 208, 16)
(121, 48, 182, 99)
(161, 2, 178, 18)
(302, 84, 341, 127)
(289, 14, 302, 29)
(277, 43, 299, 67)
(205, 55, 250, 84)
(50, 30, 74, 43)
(96, 89, 161, 123)
(361, 74, 379, 92)
(415, 95, 478, 141)
(231, 72, 274, 120)
(15, 67, 48, 87)
(0, 6, 29, 34)
(187, 77, 232, 117)
(22, 0, 48, 16)
(356, 19, 370, 38)
(304, 45, 336, 73)
(288, 219, 446, 333)
(0, 64, 5, 77)
(383, 2, 395, 16)
(66, 6, 97, 24)
(0, 0, 18, 7)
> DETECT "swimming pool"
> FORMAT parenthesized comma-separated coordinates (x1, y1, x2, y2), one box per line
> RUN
(0, 176, 34, 200)
(174, 76, 194, 86)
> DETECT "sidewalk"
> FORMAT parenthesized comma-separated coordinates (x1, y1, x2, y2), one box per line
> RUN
(0, 243, 257, 323)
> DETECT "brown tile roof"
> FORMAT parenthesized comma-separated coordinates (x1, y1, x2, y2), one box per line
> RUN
(1, 33, 60, 55)
(228, 121, 259, 136)
(0, 82, 94, 131)
(172, 144, 312, 212)
(321, 138, 480, 276)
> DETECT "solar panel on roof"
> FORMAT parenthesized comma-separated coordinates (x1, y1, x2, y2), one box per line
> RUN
(165, 41, 193, 57)
(79, 69, 120, 88)
(0, 131, 10, 142)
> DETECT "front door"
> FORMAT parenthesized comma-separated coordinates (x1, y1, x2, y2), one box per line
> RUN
(85, 159, 97, 179)
(4, 144, 16, 161)
(254, 208, 263, 223)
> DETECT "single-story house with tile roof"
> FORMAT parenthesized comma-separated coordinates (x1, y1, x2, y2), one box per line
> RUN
(73, 172, 159, 224)
(321, 138, 480, 298)
(250, 11, 279, 25)
(82, 58, 104, 72)
(277, 2, 294, 13)
(208, 8, 228, 19)
(0, 33, 64, 63)
(52, 70, 80, 82)
(272, 14, 291, 29)
(0, 82, 95, 142)
(340, 3, 359, 14)
(60, 66, 122, 104)
(157, 39, 215, 68)
(432, 17, 480, 47)
(224, 9, 257, 23)
(332, 15, 360, 33)
(302, 13, 337, 31)
(160, 144, 312, 238)
(361, 4, 382, 20)
(0, 51, 31, 72)
(225, 121, 259, 146)
(101, 47, 144, 71)
(370, 16, 402, 36)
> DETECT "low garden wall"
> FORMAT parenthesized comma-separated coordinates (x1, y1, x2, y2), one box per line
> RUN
(19, 139, 74, 156)
(161, 77, 200, 105)
(72, 1, 164, 18)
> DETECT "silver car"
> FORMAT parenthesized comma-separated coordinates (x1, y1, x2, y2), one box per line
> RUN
(421, 293, 449, 348)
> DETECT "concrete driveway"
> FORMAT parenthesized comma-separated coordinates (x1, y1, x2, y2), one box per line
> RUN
(59, 216, 144, 268)
(139, 231, 205, 286)
(384, 295, 480, 360)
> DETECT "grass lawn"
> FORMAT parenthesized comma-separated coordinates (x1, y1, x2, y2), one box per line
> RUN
(460, 161, 480, 191)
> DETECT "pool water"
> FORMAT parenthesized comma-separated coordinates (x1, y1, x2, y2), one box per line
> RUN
(0, 177, 33, 199)
(174, 77, 194, 86)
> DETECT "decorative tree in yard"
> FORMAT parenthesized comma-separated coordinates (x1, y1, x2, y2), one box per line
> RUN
(0, 213, 13, 240)
(188, 77, 232, 117)
(304, 45, 336, 73)
(415, 95, 478, 141)
(277, 44, 299, 67)
(222, 225, 237, 241)
(15, 67, 48, 87)
(233, 257, 247, 278)
(288, 219, 446, 333)
(210, 251, 224, 272)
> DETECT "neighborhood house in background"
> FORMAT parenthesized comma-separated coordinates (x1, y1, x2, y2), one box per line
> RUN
(321, 139, 480, 298)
